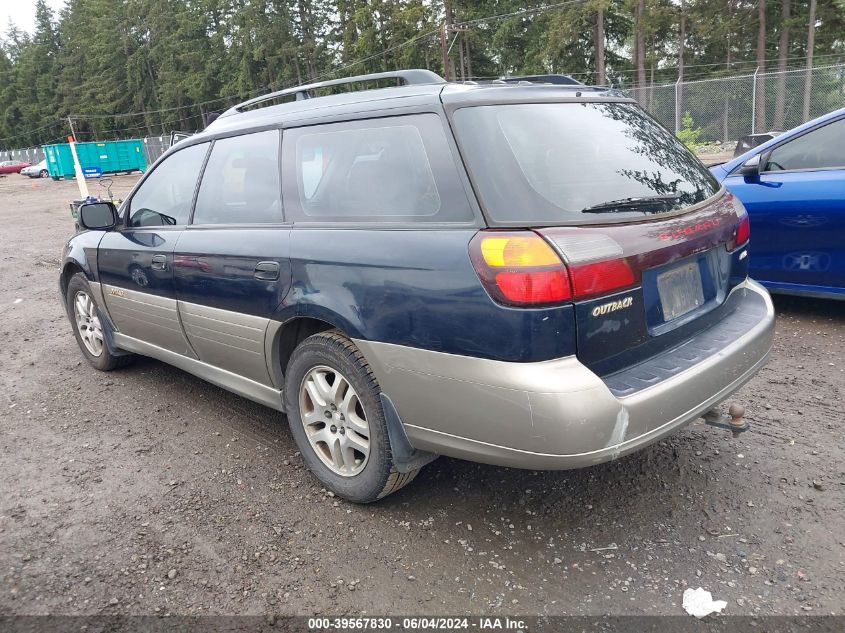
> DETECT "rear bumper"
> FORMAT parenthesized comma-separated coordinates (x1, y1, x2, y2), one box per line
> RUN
(354, 279, 775, 470)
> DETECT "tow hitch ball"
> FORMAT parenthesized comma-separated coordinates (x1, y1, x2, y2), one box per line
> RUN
(702, 403, 749, 437)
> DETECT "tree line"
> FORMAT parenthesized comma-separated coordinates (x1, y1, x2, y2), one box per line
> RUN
(1, 0, 843, 149)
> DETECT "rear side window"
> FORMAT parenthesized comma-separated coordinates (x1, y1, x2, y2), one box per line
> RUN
(764, 118, 845, 172)
(281, 114, 473, 223)
(193, 130, 282, 224)
(453, 102, 720, 224)
(128, 142, 209, 227)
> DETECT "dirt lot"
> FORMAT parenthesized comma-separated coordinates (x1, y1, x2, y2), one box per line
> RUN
(0, 173, 843, 617)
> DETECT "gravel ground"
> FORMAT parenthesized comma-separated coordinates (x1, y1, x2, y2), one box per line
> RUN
(0, 173, 843, 617)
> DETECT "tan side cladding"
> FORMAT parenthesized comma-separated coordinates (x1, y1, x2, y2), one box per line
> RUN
(102, 284, 194, 357)
(178, 300, 272, 386)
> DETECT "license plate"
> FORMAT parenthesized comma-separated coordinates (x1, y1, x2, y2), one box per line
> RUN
(657, 261, 705, 321)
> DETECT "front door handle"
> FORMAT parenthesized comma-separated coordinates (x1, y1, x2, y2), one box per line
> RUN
(254, 261, 280, 281)
(151, 254, 168, 271)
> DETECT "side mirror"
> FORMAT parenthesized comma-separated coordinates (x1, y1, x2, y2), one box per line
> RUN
(79, 202, 118, 230)
(738, 154, 761, 180)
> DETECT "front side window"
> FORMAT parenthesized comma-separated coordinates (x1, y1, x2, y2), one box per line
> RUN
(764, 118, 845, 172)
(282, 114, 473, 223)
(127, 142, 209, 227)
(193, 130, 282, 224)
(453, 102, 720, 224)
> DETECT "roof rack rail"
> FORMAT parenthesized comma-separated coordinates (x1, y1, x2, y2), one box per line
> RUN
(221, 69, 445, 117)
(498, 74, 583, 86)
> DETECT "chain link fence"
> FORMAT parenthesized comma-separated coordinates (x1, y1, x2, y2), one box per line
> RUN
(638, 63, 845, 144)
(141, 135, 181, 165)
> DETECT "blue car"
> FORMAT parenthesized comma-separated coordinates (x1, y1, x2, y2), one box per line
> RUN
(711, 107, 845, 300)
(60, 70, 774, 502)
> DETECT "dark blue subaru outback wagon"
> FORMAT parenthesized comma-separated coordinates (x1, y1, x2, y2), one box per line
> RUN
(61, 70, 775, 502)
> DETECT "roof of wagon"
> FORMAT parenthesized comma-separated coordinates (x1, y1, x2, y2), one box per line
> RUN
(439, 82, 633, 106)
(201, 82, 447, 136)
(197, 71, 633, 139)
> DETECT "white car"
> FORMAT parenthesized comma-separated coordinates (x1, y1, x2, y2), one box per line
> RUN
(21, 159, 49, 178)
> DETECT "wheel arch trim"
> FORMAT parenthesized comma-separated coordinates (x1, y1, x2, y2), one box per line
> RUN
(268, 303, 368, 389)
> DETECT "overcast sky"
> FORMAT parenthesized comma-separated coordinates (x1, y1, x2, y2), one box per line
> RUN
(1, 0, 66, 35)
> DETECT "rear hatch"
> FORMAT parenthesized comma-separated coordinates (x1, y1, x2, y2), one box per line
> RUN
(452, 94, 751, 375)
(536, 195, 749, 374)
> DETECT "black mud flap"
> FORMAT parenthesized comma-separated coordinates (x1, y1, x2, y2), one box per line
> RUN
(380, 393, 438, 473)
(98, 308, 133, 357)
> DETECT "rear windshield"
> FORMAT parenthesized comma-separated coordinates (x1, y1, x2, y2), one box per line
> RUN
(453, 102, 720, 224)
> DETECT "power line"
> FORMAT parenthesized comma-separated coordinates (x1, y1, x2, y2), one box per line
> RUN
(561, 54, 845, 83)
(612, 51, 845, 77)
(58, 0, 844, 121)
(0, 119, 65, 144)
(652, 61, 845, 87)
(4, 0, 845, 143)
(74, 110, 205, 136)
(454, 0, 590, 29)
(66, 1, 589, 122)
(70, 31, 445, 122)
(70, 94, 245, 120)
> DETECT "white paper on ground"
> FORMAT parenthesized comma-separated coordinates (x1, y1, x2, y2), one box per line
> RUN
(683, 587, 728, 618)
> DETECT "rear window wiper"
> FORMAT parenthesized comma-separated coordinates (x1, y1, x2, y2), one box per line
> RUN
(581, 194, 680, 214)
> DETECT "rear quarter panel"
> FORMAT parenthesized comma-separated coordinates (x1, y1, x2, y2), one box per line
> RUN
(280, 228, 577, 362)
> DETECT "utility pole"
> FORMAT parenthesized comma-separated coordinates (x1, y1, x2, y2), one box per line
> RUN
(66, 116, 90, 199)
(440, 23, 450, 81)
(458, 34, 466, 82)
(441, 0, 468, 81)
(440, 23, 468, 81)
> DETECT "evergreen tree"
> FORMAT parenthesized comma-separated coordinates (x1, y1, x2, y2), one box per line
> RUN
(0, 0, 844, 149)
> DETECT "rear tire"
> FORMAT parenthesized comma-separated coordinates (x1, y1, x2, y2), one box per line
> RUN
(284, 330, 420, 503)
(39, 169, 48, 178)
(66, 273, 133, 371)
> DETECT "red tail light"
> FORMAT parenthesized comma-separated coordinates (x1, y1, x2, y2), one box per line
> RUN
(569, 259, 636, 298)
(469, 232, 572, 306)
(470, 231, 639, 306)
(542, 232, 638, 301)
(495, 270, 571, 304)
(734, 215, 750, 249)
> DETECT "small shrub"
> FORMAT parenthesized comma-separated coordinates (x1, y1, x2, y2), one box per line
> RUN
(678, 112, 703, 151)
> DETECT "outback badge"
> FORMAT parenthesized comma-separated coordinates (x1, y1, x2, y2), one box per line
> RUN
(591, 296, 633, 317)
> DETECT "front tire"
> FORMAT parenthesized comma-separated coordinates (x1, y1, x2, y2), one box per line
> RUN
(40, 169, 48, 178)
(284, 331, 419, 503)
(66, 273, 133, 371)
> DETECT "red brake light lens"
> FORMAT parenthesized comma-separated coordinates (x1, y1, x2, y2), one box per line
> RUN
(470, 231, 641, 306)
(734, 215, 750, 248)
(495, 270, 571, 304)
(569, 259, 636, 298)
(470, 232, 572, 306)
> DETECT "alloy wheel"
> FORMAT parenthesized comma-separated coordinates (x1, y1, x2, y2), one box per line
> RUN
(298, 365, 371, 476)
(73, 290, 104, 357)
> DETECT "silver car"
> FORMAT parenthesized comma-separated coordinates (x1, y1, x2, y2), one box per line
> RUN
(21, 160, 49, 179)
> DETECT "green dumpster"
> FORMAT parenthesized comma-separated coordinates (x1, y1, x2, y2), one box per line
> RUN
(43, 139, 147, 180)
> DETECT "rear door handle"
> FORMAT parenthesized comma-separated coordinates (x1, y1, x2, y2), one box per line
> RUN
(254, 261, 280, 280)
(151, 254, 168, 271)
